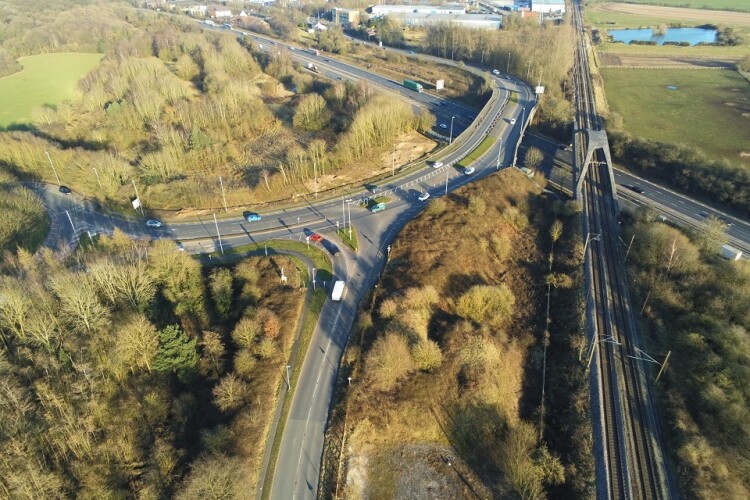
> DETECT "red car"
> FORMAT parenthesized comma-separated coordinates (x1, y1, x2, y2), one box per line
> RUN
(310, 233, 323, 243)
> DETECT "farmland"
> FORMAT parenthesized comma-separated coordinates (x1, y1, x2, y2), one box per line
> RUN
(601, 68, 750, 168)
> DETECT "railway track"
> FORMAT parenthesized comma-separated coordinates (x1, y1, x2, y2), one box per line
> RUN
(572, 1, 671, 498)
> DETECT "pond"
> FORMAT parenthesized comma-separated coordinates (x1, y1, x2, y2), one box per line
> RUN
(608, 27, 717, 46)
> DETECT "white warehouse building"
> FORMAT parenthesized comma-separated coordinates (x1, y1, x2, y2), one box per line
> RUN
(390, 12, 503, 29)
(371, 4, 467, 16)
(531, 0, 566, 14)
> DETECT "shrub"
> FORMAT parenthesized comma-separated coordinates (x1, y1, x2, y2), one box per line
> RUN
(411, 340, 443, 372)
(468, 195, 487, 216)
(455, 284, 516, 327)
(365, 333, 414, 392)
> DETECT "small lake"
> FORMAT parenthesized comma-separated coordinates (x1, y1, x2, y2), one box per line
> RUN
(609, 27, 717, 46)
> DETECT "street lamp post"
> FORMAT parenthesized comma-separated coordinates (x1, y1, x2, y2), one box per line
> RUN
(583, 233, 601, 256)
(449, 115, 455, 145)
(347, 201, 352, 239)
(312, 268, 316, 289)
(286, 365, 291, 391)
(45, 151, 61, 185)
(496, 140, 503, 170)
(506, 52, 511, 74)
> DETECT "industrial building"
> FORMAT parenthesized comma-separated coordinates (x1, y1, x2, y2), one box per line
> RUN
(333, 7, 361, 27)
(370, 4, 467, 16)
(530, 0, 565, 14)
(389, 12, 503, 29)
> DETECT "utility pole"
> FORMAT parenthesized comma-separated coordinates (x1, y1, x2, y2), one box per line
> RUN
(496, 141, 503, 170)
(313, 161, 318, 198)
(392, 144, 396, 176)
(445, 167, 449, 195)
(131, 179, 145, 215)
(213, 213, 224, 255)
(312, 268, 317, 290)
(219, 176, 228, 213)
(506, 52, 511, 74)
(45, 151, 61, 185)
(654, 351, 671, 384)
(623, 234, 635, 264)
(347, 201, 352, 239)
(341, 197, 346, 232)
(449, 115, 455, 145)
(286, 365, 291, 391)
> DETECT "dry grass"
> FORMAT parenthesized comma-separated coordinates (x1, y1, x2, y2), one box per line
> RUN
(593, 2, 750, 26)
(339, 169, 550, 496)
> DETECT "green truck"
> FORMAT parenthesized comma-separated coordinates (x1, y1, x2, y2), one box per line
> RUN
(403, 80, 423, 93)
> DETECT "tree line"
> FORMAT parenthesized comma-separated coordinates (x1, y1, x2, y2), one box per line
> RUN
(623, 207, 750, 499)
(0, 234, 306, 497)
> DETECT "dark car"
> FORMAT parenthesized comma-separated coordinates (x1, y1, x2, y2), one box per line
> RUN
(629, 185, 645, 194)
(322, 239, 341, 257)
(718, 216, 733, 227)
(59, 185, 71, 195)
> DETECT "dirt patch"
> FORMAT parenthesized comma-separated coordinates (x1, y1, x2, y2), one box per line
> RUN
(345, 443, 492, 499)
(595, 2, 750, 26)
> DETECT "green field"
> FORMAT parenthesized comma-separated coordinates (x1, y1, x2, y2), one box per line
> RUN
(596, 0, 750, 11)
(0, 53, 103, 128)
(601, 68, 750, 166)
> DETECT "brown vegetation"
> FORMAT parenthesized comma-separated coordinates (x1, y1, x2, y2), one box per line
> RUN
(326, 170, 592, 498)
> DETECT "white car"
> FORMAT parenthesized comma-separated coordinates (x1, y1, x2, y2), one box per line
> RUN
(439, 123, 448, 129)
(432, 161, 443, 169)
(492, 69, 500, 75)
(464, 166, 475, 175)
(146, 219, 163, 228)
(418, 192, 430, 202)
(510, 118, 516, 125)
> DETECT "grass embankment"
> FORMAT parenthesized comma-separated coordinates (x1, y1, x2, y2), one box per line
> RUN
(337, 227, 359, 252)
(207, 240, 333, 275)
(325, 169, 593, 497)
(601, 68, 750, 168)
(0, 53, 103, 128)
(456, 136, 495, 168)
(622, 210, 750, 498)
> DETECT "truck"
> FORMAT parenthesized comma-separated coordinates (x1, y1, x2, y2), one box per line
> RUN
(306, 62, 318, 73)
(332, 280, 345, 301)
(310, 48, 320, 56)
(203, 20, 216, 26)
(403, 80, 423, 93)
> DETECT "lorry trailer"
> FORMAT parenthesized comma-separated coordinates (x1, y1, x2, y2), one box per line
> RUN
(403, 80, 424, 93)
(332, 281, 345, 301)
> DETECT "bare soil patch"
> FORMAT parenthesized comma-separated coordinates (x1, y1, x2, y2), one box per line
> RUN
(596, 2, 750, 25)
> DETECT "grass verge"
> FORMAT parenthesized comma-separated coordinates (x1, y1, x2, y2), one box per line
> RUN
(601, 67, 750, 168)
(206, 239, 332, 273)
(0, 53, 103, 127)
(337, 227, 359, 252)
(260, 288, 327, 500)
(509, 91, 518, 103)
(456, 137, 495, 168)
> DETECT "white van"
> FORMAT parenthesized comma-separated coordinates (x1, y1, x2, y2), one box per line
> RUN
(432, 161, 443, 169)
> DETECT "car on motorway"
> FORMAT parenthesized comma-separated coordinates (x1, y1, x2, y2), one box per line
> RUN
(324, 58, 331, 62)
(368, 185, 382, 194)
(492, 69, 500, 75)
(418, 192, 430, 202)
(629, 185, 645, 194)
(509, 118, 516, 125)
(245, 212, 262, 222)
(146, 219, 163, 228)
(59, 185, 72, 195)
(310, 233, 323, 242)
(718, 216, 733, 227)
(698, 211, 709, 218)
(464, 166, 475, 175)
(322, 239, 341, 257)
(408, 50, 415, 54)
(432, 161, 443, 169)
(439, 123, 448, 129)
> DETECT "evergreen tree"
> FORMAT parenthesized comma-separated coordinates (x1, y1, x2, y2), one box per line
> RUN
(154, 324, 198, 382)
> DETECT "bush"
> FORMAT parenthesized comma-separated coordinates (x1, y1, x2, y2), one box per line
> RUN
(365, 333, 414, 392)
(411, 339, 443, 372)
(425, 198, 447, 217)
(455, 284, 516, 327)
(468, 195, 487, 216)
